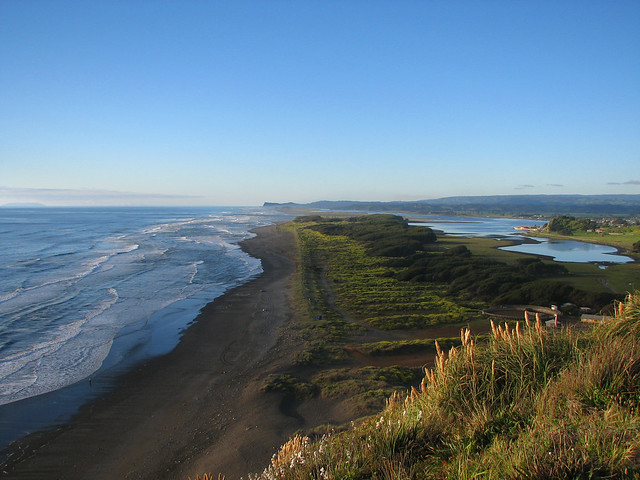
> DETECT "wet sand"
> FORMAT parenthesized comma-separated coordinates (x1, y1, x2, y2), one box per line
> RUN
(2, 225, 308, 480)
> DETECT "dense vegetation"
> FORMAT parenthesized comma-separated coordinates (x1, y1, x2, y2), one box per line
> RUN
(291, 216, 474, 333)
(307, 214, 437, 257)
(546, 215, 599, 235)
(248, 292, 640, 480)
(303, 215, 619, 311)
(391, 249, 618, 308)
(544, 215, 638, 236)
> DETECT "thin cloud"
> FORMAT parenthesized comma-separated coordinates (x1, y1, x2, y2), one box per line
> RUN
(607, 180, 640, 186)
(515, 184, 535, 190)
(0, 187, 202, 206)
(546, 184, 564, 187)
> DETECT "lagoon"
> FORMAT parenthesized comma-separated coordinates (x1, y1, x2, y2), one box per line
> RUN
(409, 215, 633, 265)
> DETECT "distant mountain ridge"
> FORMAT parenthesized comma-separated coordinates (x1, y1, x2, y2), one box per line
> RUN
(265, 194, 640, 217)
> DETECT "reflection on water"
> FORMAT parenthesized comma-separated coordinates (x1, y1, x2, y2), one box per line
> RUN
(500, 238, 633, 264)
(410, 215, 633, 264)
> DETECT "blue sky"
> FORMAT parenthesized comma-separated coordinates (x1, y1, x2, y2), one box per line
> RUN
(1, 1, 639, 206)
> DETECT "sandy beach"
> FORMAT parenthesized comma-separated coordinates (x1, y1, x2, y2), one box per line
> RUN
(2, 225, 306, 480)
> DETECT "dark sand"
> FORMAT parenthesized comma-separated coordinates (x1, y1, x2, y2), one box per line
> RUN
(2, 225, 310, 480)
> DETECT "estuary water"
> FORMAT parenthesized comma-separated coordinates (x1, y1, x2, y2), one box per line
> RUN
(410, 215, 633, 264)
(0, 207, 288, 453)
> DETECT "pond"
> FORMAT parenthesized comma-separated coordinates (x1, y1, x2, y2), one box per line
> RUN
(409, 215, 634, 265)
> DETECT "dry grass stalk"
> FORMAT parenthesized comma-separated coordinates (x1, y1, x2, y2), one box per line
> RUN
(387, 391, 403, 409)
(461, 327, 471, 347)
(410, 386, 419, 400)
(435, 341, 447, 374)
(421, 375, 428, 394)
(525, 312, 532, 329)
(261, 435, 311, 477)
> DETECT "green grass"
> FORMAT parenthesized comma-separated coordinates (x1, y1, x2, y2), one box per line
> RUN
(283, 219, 477, 362)
(261, 374, 317, 400)
(437, 235, 530, 264)
(357, 337, 462, 356)
(280, 223, 363, 365)
(299, 224, 475, 328)
(549, 261, 640, 295)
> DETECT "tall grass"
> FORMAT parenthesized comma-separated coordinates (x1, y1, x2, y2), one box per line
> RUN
(243, 292, 640, 479)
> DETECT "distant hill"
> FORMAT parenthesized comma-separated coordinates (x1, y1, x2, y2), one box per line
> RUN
(265, 195, 640, 217)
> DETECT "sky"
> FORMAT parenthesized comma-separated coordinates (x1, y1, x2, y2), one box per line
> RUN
(1, 1, 639, 206)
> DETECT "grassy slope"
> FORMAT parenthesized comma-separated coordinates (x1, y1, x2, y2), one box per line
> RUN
(250, 292, 640, 480)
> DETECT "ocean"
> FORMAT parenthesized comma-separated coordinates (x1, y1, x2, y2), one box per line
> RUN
(0, 206, 288, 452)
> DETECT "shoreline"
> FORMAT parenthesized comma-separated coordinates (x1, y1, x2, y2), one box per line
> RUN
(0, 294, 213, 457)
(2, 225, 304, 480)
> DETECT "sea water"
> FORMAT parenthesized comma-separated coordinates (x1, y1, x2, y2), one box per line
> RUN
(0, 207, 288, 453)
